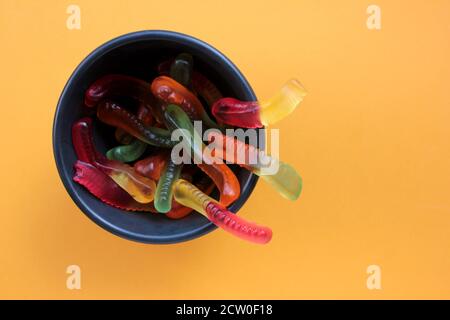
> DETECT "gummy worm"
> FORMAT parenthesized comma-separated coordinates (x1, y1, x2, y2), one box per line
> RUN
(107, 104, 155, 162)
(173, 179, 272, 244)
(169, 53, 193, 89)
(192, 72, 223, 107)
(72, 117, 156, 203)
(97, 100, 176, 148)
(163, 104, 240, 206)
(106, 139, 148, 163)
(211, 79, 307, 128)
(207, 132, 302, 201)
(84, 74, 166, 123)
(154, 158, 183, 213)
(114, 128, 134, 145)
(134, 152, 168, 181)
(151, 76, 219, 128)
(73, 161, 153, 212)
(158, 59, 223, 107)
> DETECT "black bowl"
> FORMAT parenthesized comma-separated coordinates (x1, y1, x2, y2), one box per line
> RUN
(53, 30, 259, 244)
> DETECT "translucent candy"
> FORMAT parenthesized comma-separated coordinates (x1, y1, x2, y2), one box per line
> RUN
(169, 53, 193, 88)
(72, 117, 156, 204)
(173, 179, 272, 244)
(85, 74, 167, 124)
(85, 74, 150, 107)
(151, 76, 218, 128)
(212, 98, 261, 128)
(192, 72, 223, 107)
(154, 158, 183, 213)
(106, 139, 147, 163)
(94, 161, 155, 203)
(144, 171, 214, 219)
(97, 100, 175, 148)
(212, 79, 307, 128)
(73, 161, 154, 212)
(158, 58, 223, 107)
(134, 153, 168, 181)
(165, 174, 214, 219)
(136, 103, 154, 126)
(106, 105, 153, 162)
(253, 159, 303, 201)
(207, 132, 302, 200)
(163, 104, 240, 206)
(114, 128, 134, 145)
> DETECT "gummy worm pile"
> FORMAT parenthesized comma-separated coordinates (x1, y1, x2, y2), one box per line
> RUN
(72, 53, 307, 244)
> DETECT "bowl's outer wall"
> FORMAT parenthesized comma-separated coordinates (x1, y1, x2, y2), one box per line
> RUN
(53, 30, 259, 244)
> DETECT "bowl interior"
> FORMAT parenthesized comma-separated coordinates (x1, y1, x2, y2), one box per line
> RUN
(53, 31, 258, 244)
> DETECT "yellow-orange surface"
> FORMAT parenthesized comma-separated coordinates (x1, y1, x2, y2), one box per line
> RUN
(1, 0, 449, 299)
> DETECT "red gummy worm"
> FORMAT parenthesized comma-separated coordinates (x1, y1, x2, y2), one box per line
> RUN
(211, 98, 263, 128)
(84, 74, 165, 124)
(72, 117, 106, 164)
(72, 117, 156, 200)
(205, 201, 272, 244)
(191, 72, 223, 107)
(84, 74, 154, 107)
(73, 161, 153, 212)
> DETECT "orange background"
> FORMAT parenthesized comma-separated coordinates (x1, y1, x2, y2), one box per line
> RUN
(1, 0, 449, 299)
